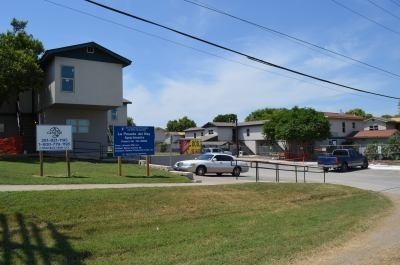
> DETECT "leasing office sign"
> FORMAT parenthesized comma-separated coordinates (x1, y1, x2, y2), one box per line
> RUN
(36, 125, 73, 151)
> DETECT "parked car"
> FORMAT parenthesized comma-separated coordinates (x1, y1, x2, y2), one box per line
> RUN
(317, 148, 368, 172)
(202, 147, 232, 155)
(173, 153, 249, 176)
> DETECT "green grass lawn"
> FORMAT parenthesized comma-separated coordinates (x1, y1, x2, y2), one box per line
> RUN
(0, 183, 391, 265)
(0, 156, 190, 184)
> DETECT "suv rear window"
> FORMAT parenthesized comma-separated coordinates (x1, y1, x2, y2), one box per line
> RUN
(332, 150, 348, 156)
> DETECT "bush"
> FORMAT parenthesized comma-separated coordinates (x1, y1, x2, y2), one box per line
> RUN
(364, 144, 378, 161)
(160, 143, 168, 152)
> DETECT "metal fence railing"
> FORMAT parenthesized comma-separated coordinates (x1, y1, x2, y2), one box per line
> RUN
(237, 158, 326, 183)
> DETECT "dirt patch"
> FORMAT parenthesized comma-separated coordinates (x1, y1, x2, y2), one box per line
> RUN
(291, 192, 400, 265)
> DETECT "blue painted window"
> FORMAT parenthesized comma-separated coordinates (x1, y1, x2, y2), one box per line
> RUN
(61, 66, 74, 92)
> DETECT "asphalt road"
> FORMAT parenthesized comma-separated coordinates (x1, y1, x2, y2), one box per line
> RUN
(193, 165, 400, 195)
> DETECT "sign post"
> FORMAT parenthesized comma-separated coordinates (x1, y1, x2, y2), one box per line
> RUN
(113, 126, 155, 177)
(66, 150, 71, 177)
(118, 156, 122, 176)
(39, 151, 44, 177)
(36, 125, 73, 177)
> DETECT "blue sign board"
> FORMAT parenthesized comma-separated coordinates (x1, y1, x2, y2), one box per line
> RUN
(113, 126, 155, 156)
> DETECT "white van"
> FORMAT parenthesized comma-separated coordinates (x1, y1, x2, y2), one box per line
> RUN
(202, 147, 232, 155)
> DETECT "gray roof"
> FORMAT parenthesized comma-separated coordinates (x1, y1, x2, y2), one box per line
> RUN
(238, 120, 267, 126)
(202, 141, 230, 146)
(184, 127, 205, 132)
(40, 41, 132, 67)
(202, 122, 235, 128)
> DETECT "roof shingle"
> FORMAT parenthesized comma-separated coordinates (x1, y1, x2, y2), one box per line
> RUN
(348, 129, 398, 139)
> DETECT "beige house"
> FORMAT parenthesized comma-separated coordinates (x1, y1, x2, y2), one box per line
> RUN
(0, 42, 132, 156)
(317, 112, 365, 146)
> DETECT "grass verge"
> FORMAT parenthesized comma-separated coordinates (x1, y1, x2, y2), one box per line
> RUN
(0, 156, 190, 184)
(0, 183, 391, 265)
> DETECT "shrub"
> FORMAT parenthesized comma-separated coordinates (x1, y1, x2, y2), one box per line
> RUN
(364, 144, 378, 161)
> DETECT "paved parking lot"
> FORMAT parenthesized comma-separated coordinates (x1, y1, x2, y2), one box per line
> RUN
(194, 165, 400, 195)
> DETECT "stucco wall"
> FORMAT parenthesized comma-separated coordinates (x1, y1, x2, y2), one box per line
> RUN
(363, 120, 394, 130)
(40, 106, 108, 147)
(216, 127, 233, 141)
(107, 104, 128, 127)
(238, 126, 264, 141)
(329, 119, 363, 137)
(42, 57, 122, 108)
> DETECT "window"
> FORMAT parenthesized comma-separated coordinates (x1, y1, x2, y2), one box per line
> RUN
(352, 122, 356, 129)
(369, 125, 379, 131)
(111, 109, 118, 120)
(215, 155, 232, 162)
(194, 133, 197, 138)
(61, 65, 74, 92)
(201, 132, 204, 136)
(342, 122, 346, 133)
(66, 119, 89, 133)
(87, 46, 95, 54)
(208, 130, 214, 135)
(246, 128, 250, 137)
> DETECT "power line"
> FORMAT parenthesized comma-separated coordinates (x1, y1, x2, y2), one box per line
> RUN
(367, 0, 400, 21)
(183, 0, 400, 80)
(332, 0, 400, 37)
(389, 0, 400, 8)
(44, 0, 366, 100)
(84, 0, 400, 100)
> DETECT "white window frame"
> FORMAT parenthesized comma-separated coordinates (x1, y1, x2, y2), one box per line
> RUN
(61, 65, 75, 93)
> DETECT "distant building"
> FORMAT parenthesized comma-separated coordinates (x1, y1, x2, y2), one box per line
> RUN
(184, 121, 267, 155)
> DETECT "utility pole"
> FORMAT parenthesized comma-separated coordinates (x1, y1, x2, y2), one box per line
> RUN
(398, 100, 400, 115)
(234, 118, 239, 157)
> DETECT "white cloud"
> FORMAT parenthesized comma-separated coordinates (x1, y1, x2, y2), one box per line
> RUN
(124, 54, 348, 128)
(123, 29, 398, 128)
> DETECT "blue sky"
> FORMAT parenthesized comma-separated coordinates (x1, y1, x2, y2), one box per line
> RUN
(1, 0, 400, 127)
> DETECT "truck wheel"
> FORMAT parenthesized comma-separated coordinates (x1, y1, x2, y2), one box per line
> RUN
(361, 160, 369, 169)
(341, 163, 349, 172)
(196, 166, 206, 176)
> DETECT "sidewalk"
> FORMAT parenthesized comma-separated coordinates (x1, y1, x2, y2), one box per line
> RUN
(0, 178, 253, 192)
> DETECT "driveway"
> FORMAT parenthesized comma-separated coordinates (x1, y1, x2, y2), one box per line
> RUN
(193, 165, 400, 193)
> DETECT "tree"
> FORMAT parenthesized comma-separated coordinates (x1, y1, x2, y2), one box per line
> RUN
(0, 18, 44, 107)
(127, 117, 135, 126)
(381, 114, 393, 119)
(166, 116, 196, 132)
(245, 108, 283, 122)
(345, 108, 372, 119)
(263, 107, 331, 154)
(213, 113, 237, 123)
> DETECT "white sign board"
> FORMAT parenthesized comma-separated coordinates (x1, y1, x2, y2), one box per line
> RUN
(36, 125, 73, 151)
